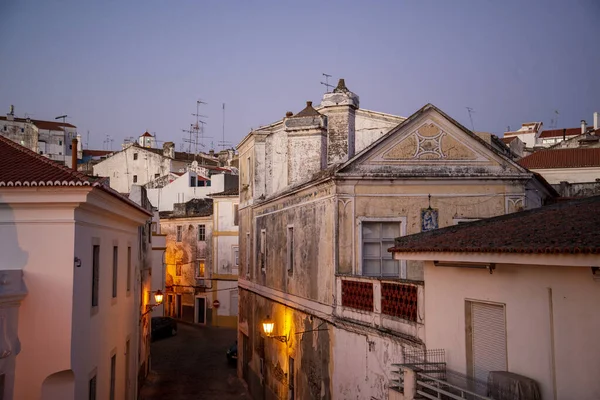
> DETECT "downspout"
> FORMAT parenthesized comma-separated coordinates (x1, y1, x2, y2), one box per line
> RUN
(71, 138, 78, 170)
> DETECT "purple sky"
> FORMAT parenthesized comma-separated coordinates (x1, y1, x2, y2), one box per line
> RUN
(0, 1, 598, 151)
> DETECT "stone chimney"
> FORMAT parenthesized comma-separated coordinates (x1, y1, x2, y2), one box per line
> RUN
(163, 142, 175, 158)
(6, 105, 14, 121)
(284, 101, 327, 185)
(320, 79, 359, 165)
(581, 120, 587, 134)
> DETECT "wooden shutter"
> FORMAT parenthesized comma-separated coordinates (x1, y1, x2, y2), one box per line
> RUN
(470, 302, 507, 383)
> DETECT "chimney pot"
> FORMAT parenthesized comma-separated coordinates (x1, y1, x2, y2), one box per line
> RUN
(286, 111, 293, 117)
(306, 101, 313, 108)
(581, 120, 587, 134)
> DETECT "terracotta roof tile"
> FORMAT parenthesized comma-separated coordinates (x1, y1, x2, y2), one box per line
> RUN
(538, 128, 582, 139)
(518, 148, 600, 169)
(0, 135, 93, 186)
(0, 136, 151, 215)
(292, 101, 321, 118)
(389, 196, 600, 255)
(83, 149, 113, 157)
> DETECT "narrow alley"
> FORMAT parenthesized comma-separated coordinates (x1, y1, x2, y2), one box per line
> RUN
(140, 323, 249, 400)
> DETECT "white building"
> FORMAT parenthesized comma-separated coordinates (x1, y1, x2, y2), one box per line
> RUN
(390, 196, 600, 400)
(0, 105, 81, 167)
(0, 135, 153, 400)
(502, 122, 543, 148)
(92, 133, 221, 194)
(146, 170, 238, 212)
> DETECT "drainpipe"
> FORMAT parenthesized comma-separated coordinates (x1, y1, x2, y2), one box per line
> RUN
(71, 138, 78, 170)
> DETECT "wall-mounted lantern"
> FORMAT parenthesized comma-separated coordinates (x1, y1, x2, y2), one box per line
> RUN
(141, 290, 164, 319)
(262, 315, 287, 343)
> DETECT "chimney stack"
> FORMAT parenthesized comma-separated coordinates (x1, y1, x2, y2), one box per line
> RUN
(163, 142, 175, 158)
(563, 128, 566, 141)
(594, 112, 599, 131)
(581, 120, 587, 134)
(71, 138, 78, 171)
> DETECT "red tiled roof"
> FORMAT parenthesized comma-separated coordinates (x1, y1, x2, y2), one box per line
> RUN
(0, 135, 93, 186)
(0, 136, 151, 215)
(518, 148, 600, 169)
(389, 196, 600, 255)
(0, 116, 76, 130)
(141, 131, 153, 137)
(83, 149, 113, 157)
(538, 128, 581, 139)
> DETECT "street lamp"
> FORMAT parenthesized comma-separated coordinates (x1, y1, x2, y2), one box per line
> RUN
(141, 290, 164, 318)
(262, 315, 287, 343)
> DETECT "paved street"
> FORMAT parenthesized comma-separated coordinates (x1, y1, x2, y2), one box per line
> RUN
(140, 322, 250, 400)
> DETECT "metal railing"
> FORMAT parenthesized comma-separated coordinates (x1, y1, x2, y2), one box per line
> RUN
(415, 371, 492, 400)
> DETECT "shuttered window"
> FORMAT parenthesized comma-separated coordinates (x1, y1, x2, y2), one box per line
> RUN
(467, 301, 507, 383)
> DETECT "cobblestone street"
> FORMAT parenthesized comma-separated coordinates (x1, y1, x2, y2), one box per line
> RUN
(140, 322, 250, 400)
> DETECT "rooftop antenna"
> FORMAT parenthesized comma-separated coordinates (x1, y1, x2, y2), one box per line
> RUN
(321, 73, 334, 93)
(103, 134, 114, 151)
(466, 107, 475, 131)
(218, 103, 232, 150)
(549, 110, 559, 129)
(86, 130, 90, 149)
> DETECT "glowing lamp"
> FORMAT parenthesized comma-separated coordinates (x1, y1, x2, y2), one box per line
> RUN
(262, 315, 275, 336)
(154, 290, 164, 305)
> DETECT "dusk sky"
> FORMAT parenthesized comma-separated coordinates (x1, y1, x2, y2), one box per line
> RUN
(1, 1, 598, 151)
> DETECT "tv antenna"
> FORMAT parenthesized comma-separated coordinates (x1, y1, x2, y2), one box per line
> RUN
(549, 110, 559, 129)
(321, 73, 334, 93)
(218, 102, 233, 150)
(466, 107, 475, 131)
(103, 134, 114, 151)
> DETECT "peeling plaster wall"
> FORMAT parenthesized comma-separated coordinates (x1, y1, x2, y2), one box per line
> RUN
(332, 328, 406, 400)
(160, 216, 212, 321)
(238, 290, 332, 400)
(1, 121, 38, 153)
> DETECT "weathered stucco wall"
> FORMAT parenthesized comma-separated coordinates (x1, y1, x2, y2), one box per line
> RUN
(424, 262, 600, 400)
(354, 109, 404, 154)
(530, 166, 600, 184)
(238, 290, 332, 400)
(161, 216, 212, 321)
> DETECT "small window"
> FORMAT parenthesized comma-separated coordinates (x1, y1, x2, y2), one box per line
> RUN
(126, 247, 131, 292)
(59, 140, 62, 145)
(206, 180, 211, 187)
(89, 374, 97, 400)
(92, 245, 100, 307)
(197, 260, 205, 279)
(260, 229, 266, 273)
(20, 127, 24, 132)
(198, 224, 206, 241)
(112, 246, 118, 298)
(362, 221, 400, 277)
(133, 175, 138, 183)
(109, 354, 116, 400)
(154, 173, 160, 179)
(176, 226, 182, 242)
(59, 152, 62, 155)
(233, 246, 239, 267)
(176, 263, 182, 277)
(190, 176, 197, 187)
(2, 126, 5, 131)
(69, 144, 72, 150)
(287, 226, 294, 274)
(234, 204, 239, 226)
(133, 153, 138, 160)
(40, 151, 43, 155)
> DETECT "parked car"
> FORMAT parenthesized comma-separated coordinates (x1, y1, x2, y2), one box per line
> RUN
(151, 317, 177, 341)
(226, 341, 237, 364)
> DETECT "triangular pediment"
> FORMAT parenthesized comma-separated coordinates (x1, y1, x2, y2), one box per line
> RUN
(338, 104, 527, 178)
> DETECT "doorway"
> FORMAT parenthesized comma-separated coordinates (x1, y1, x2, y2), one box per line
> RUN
(196, 297, 206, 324)
(175, 294, 182, 318)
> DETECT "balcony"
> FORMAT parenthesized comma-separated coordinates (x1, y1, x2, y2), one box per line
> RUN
(335, 275, 424, 342)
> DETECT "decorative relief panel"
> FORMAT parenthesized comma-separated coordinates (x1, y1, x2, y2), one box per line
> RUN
(506, 196, 525, 214)
(381, 122, 481, 161)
